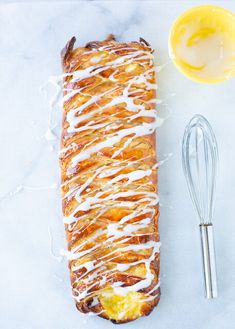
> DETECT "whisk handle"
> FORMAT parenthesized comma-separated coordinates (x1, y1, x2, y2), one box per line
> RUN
(199, 223, 218, 299)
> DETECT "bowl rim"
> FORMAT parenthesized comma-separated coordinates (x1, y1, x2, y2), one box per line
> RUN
(168, 4, 235, 84)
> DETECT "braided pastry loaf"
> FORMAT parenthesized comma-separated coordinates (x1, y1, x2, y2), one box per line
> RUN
(60, 35, 160, 323)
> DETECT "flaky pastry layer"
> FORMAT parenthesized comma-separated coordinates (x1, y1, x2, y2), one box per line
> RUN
(60, 34, 160, 323)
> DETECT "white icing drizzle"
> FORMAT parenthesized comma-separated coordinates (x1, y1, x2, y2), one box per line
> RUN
(70, 122, 156, 168)
(112, 241, 160, 296)
(69, 241, 161, 302)
(23, 183, 58, 191)
(61, 43, 161, 309)
(48, 226, 64, 262)
(156, 60, 171, 72)
(107, 169, 152, 185)
(42, 75, 62, 141)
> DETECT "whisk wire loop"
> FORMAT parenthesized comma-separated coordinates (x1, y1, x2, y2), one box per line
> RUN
(182, 115, 218, 225)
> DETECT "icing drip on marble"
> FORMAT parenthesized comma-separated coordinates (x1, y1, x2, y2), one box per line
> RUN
(41, 75, 62, 141)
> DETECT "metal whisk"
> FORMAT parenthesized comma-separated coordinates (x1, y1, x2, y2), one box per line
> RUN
(182, 114, 218, 299)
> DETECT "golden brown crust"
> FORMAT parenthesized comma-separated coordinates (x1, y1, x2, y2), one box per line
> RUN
(61, 36, 76, 68)
(60, 35, 160, 323)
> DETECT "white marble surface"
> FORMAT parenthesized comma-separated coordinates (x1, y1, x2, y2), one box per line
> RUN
(1, 0, 235, 328)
